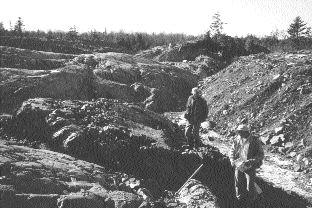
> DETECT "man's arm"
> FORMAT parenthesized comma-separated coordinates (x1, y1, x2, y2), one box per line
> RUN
(229, 138, 238, 166)
(184, 96, 192, 120)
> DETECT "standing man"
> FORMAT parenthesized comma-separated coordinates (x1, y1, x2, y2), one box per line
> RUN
(184, 87, 208, 149)
(229, 124, 264, 206)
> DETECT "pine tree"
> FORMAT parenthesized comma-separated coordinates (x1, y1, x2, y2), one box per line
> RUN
(209, 12, 226, 37)
(14, 17, 24, 36)
(67, 26, 78, 41)
(0, 22, 5, 35)
(287, 16, 307, 40)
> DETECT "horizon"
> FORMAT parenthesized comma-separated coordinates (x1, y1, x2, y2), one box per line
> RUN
(1, 0, 312, 38)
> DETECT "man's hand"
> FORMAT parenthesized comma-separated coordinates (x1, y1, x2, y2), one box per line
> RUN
(230, 160, 235, 167)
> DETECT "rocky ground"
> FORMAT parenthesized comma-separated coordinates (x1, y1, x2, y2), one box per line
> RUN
(0, 139, 144, 208)
(199, 51, 312, 168)
(0, 97, 237, 208)
(0, 46, 75, 70)
(2, 44, 312, 207)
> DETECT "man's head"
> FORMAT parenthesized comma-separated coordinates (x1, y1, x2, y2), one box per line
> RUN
(191, 87, 200, 96)
(236, 124, 250, 138)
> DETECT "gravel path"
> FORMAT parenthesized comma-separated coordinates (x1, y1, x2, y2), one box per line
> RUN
(201, 131, 312, 204)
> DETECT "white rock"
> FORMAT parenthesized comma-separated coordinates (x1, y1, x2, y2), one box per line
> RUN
(285, 142, 294, 149)
(270, 135, 284, 145)
(274, 126, 284, 134)
(201, 121, 210, 129)
(273, 74, 281, 80)
(296, 154, 303, 162)
(288, 152, 296, 158)
(302, 157, 309, 166)
(260, 136, 270, 145)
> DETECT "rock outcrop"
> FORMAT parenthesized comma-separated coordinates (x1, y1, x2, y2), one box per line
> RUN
(1, 97, 238, 207)
(0, 51, 198, 114)
(0, 140, 144, 208)
(6, 98, 191, 192)
(0, 46, 74, 70)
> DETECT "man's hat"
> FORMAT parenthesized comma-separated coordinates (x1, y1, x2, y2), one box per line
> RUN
(191, 87, 200, 95)
(236, 124, 249, 132)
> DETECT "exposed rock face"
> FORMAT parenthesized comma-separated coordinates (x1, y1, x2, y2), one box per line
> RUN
(0, 140, 144, 208)
(0, 52, 198, 113)
(13, 97, 181, 148)
(92, 53, 197, 112)
(200, 51, 312, 161)
(8, 98, 192, 191)
(0, 46, 74, 70)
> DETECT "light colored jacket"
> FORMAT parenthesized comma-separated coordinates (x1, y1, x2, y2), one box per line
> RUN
(230, 135, 264, 170)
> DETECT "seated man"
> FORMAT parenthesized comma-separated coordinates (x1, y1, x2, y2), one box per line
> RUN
(229, 124, 264, 205)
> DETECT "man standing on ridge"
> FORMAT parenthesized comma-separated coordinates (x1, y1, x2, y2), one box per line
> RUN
(184, 87, 208, 149)
(230, 124, 264, 207)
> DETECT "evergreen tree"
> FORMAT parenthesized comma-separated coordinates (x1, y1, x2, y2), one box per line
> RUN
(287, 16, 307, 40)
(0, 22, 5, 36)
(209, 12, 226, 37)
(67, 26, 78, 41)
(14, 17, 24, 36)
(306, 27, 312, 38)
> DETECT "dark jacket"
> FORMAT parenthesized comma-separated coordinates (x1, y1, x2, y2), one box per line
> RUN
(184, 95, 208, 123)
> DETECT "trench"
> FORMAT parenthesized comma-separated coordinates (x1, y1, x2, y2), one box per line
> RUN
(61, 133, 311, 208)
(106, 145, 312, 208)
(77, 144, 238, 207)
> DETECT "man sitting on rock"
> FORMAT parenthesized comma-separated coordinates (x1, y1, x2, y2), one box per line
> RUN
(184, 87, 208, 149)
(229, 124, 264, 206)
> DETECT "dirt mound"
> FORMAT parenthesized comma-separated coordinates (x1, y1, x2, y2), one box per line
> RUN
(200, 51, 312, 170)
(0, 46, 75, 70)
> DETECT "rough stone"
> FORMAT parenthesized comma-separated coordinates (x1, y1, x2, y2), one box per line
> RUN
(57, 193, 106, 208)
(274, 126, 284, 134)
(108, 191, 143, 208)
(16, 194, 59, 208)
(270, 135, 285, 145)
(288, 152, 297, 158)
(260, 135, 271, 145)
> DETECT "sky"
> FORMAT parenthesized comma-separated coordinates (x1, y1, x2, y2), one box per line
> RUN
(1, 0, 312, 37)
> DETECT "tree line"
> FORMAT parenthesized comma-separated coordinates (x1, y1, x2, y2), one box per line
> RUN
(207, 14, 312, 54)
(0, 17, 196, 54)
(0, 15, 312, 57)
